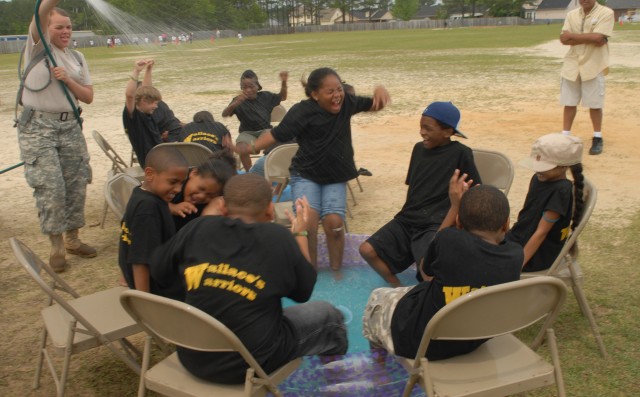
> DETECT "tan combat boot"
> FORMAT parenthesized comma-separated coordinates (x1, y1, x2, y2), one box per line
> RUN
(49, 234, 67, 272)
(64, 229, 97, 258)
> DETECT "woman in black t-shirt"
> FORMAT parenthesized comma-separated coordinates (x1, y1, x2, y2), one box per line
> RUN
(235, 67, 390, 270)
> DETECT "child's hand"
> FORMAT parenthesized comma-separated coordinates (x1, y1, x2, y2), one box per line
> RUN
(169, 201, 197, 218)
(201, 197, 223, 216)
(449, 169, 473, 208)
(133, 59, 148, 73)
(279, 71, 289, 82)
(287, 196, 310, 234)
(371, 85, 390, 111)
(237, 92, 249, 102)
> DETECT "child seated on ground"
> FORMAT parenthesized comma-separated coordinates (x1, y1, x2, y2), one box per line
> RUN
(360, 101, 482, 286)
(362, 173, 523, 360)
(180, 110, 232, 152)
(222, 69, 288, 172)
(170, 150, 237, 231)
(507, 133, 584, 271)
(118, 145, 188, 300)
(123, 59, 162, 167)
(151, 173, 347, 384)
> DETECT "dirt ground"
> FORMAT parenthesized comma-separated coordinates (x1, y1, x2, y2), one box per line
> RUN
(0, 36, 638, 395)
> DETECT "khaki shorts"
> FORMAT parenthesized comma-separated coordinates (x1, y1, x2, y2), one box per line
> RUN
(362, 286, 414, 354)
(236, 129, 267, 146)
(560, 73, 605, 109)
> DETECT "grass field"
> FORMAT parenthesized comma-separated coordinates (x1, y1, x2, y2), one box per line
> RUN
(1, 24, 639, 396)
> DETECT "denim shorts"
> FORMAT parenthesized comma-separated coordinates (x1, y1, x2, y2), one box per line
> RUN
(290, 171, 346, 219)
(248, 155, 266, 176)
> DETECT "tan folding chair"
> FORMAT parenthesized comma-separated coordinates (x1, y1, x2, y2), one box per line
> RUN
(9, 238, 143, 397)
(520, 178, 607, 357)
(472, 148, 514, 196)
(104, 172, 141, 222)
(263, 143, 298, 227)
(92, 130, 144, 179)
(155, 142, 214, 167)
(264, 143, 353, 225)
(93, 130, 145, 227)
(264, 143, 298, 202)
(398, 277, 568, 397)
(270, 104, 287, 124)
(120, 289, 302, 397)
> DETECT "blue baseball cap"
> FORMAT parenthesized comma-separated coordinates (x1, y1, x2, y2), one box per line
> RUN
(422, 101, 467, 139)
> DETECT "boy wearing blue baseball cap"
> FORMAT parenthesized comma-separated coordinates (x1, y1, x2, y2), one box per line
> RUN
(360, 102, 482, 286)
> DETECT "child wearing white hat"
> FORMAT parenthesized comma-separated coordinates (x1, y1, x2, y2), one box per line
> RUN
(507, 133, 585, 271)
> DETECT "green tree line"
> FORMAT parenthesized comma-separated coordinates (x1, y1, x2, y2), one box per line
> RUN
(0, 0, 528, 36)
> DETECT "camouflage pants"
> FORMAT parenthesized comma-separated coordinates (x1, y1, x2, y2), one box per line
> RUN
(17, 116, 92, 234)
(362, 286, 414, 354)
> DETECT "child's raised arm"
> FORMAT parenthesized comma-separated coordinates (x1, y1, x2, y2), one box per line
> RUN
(522, 210, 560, 268)
(370, 85, 390, 111)
(439, 169, 473, 231)
(125, 60, 150, 116)
(278, 71, 289, 101)
(287, 196, 312, 264)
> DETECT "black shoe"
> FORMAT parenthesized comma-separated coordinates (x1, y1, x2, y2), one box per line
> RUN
(357, 167, 372, 176)
(589, 137, 603, 155)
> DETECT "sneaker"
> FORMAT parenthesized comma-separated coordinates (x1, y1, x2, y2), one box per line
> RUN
(589, 137, 603, 155)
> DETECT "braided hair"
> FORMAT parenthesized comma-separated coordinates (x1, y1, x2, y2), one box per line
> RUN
(569, 163, 585, 231)
(569, 163, 585, 256)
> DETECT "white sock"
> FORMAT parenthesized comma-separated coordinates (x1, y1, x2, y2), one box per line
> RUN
(593, 131, 602, 138)
(562, 130, 571, 135)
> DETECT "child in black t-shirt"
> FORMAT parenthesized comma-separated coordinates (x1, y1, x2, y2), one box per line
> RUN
(118, 145, 188, 300)
(222, 69, 289, 171)
(180, 110, 232, 152)
(123, 59, 162, 167)
(363, 174, 523, 361)
(359, 101, 482, 286)
(170, 150, 237, 231)
(152, 174, 347, 384)
(507, 133, 585, 271)
(234, 68, 390, 272)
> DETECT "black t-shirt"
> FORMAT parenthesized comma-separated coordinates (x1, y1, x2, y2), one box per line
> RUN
(391, 227, 523, 360)
(271, 94, 373, 184)
(118, 187, 182, 300)
(396, 141, 482, 227)
(180, 120, 230, 152)
(507, 176, 573, 272)
(230, 91, 281, 132)
(122, 106, 162, 168)
(151, 216, 317, 384)
(152, 100, 182, 142)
